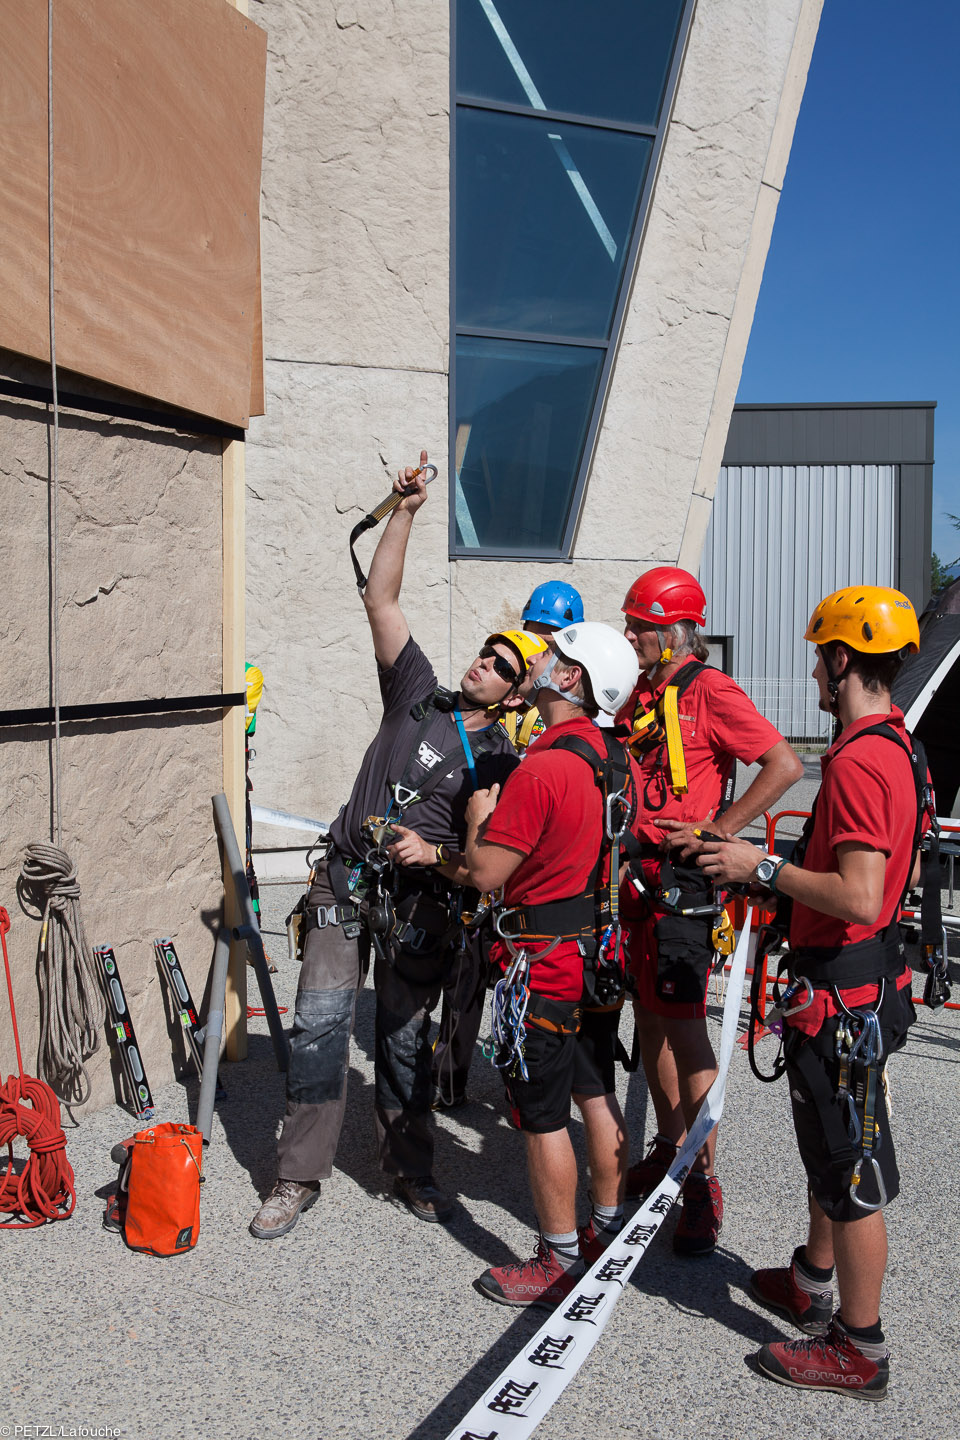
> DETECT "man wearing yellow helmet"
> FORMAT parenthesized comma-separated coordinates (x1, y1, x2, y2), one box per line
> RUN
(698, 585, 928, 1402)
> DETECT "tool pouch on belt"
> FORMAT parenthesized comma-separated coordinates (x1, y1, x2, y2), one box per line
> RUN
(104, 1122, 203, 1256)
(390, 885, 454, 984)
(653, 856, 715, 1004)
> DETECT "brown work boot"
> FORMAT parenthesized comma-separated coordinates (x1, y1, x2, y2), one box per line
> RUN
(625, 1133, 678, 1199)
(249, 1179, 320, 1239)
(393, 1174, 454, 1224)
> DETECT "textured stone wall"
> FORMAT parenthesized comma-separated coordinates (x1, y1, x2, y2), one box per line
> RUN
(0, 395, 225, 1111)
(245, 0, 821, 826)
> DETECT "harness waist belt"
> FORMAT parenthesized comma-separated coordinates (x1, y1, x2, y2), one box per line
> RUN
(524, 992, 582, 1036)
(305, 903, 359, 933)
(790, 931, 906, 989)
(502, 895, 593, 940)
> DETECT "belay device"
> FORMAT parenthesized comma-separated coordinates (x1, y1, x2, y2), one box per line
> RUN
(348, 463, 438, 594)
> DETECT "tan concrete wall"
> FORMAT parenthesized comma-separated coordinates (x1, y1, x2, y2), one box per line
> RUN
(245, 0, 821, 827)
(0, 394, 225, 1110)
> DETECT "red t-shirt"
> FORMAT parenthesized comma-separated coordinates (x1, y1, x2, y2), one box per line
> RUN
(483, 716, 641, 1002)
(788, 707, 920, 1033)
(615, 659, 783, 842)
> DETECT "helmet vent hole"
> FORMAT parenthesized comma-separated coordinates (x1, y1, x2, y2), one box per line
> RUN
(862, 621, 873, 641)
(812, 617, 822, 633)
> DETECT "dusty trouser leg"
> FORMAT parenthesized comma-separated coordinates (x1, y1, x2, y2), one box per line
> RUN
(374, 945, 445, 1176)
(276, 862, 368, 1182)
(432, 925, 488, 1101)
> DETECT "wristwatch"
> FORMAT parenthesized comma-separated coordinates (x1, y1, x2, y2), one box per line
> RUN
(754, 854, 785, 890)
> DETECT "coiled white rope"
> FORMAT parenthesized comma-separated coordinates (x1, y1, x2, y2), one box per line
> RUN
(18, 845, 105, 1104)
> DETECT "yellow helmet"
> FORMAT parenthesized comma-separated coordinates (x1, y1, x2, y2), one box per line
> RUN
(485, 629, 549, 676)
(804, 586, 920, 655)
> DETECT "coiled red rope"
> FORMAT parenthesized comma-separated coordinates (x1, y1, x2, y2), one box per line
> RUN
(0, 906, 76, 1227)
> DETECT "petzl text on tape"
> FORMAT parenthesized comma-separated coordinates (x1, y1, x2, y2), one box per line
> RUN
(443, 910, 756, 1440)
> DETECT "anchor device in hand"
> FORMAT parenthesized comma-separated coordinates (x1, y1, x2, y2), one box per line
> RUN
(349, 463, 439, 594)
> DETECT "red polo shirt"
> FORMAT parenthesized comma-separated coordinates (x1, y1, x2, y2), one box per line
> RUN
(788, 707, 920, 1033)
(615, 659, 783, 842)
(483, 716, 641, 1002)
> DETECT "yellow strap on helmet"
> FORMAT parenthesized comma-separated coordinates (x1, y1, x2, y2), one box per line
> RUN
(662, 684, 688, 794)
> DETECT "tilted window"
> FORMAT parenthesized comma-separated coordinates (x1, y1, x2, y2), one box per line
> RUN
(451, 0, 693, 556)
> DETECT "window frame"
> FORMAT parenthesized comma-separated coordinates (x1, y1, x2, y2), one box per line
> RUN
(448, 0, 698, 561)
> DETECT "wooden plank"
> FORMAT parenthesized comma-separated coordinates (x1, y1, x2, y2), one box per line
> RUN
(221, 436, 248, 1059)
(0, 0, 266, 429)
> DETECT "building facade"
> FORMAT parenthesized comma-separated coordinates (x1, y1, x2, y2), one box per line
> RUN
(245, 0, 824, 824)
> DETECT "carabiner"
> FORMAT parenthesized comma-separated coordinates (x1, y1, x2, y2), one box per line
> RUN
(850, 1155, 888, 1212)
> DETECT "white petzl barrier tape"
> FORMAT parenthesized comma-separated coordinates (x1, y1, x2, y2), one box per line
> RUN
(443, 909, 756, 1440)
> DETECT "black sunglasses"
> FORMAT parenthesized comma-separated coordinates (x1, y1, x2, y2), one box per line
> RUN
(479, 645, 521, 686)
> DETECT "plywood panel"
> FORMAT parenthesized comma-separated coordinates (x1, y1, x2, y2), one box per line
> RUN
(0, 0, 266, 428)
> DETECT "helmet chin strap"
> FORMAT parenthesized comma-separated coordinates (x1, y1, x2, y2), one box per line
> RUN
(819, 646, 843, 715)
(530, 652, 585, 707)
(655, 626, 675, 666)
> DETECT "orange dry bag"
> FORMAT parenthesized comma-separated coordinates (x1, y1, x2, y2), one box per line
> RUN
(105, 1122, 203, 1255)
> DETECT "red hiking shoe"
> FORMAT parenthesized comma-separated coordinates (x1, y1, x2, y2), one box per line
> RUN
(755, 1318, 889, 1401)
(673, 1173, 723, 1255)
(750, 1248, 833, 1334)
(475, 1236, 584, 1308)
(625, 1134, 677, 1199)
(577, 1217, 624, 1265)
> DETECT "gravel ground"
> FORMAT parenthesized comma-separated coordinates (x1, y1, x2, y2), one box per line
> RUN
(3, 757, 959, 1440)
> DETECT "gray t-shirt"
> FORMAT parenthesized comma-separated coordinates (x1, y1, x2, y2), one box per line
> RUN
(330, 635, 518, 857)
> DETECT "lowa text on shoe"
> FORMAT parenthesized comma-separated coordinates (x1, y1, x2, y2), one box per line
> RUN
(475, 1236, 585, 1308)
(249, 1179, 320, 1240)
(756, 1321, 889, 1401)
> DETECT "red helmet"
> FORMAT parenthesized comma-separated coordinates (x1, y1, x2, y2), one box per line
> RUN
(622, 567, 707, 627)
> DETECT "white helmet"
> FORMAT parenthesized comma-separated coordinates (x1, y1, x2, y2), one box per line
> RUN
(533, 621, 639, 714)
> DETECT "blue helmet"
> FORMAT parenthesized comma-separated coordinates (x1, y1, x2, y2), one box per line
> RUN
(521, 581, 585, 630)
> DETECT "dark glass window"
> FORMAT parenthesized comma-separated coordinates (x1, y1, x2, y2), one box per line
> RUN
(457, 0, 686, 128)
(452, 0, 692, 556)
(457, 110, 652, 338)
(455, 337, 604, 552)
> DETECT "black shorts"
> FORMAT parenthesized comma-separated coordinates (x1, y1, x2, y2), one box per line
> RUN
(571, 1007, 620, 1098)
(505, 1020, 578, 1133)
(784, 982, 915, 1222)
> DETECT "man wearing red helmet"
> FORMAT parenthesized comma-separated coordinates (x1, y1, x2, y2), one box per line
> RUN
(618, 566, 802, 1255)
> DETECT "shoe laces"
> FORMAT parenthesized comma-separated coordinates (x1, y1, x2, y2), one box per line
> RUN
(272, 1179, 309, 1203)
(780, 1328, 851, 1368)
(683, 1176, 717, 1221)
(499, 1235, 556, 1280)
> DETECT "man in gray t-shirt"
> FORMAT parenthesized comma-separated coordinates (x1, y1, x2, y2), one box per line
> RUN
(250, 452, 538, 1240)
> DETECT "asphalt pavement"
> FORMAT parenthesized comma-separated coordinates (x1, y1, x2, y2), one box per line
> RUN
(2, 758, 958, 1440)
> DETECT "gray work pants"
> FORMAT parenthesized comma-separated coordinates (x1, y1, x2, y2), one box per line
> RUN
(276, 860, 448, 1183)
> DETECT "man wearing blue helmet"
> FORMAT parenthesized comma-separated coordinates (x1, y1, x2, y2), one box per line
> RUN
(522, 580, 585, 632)
(432, 579, 585, 1108)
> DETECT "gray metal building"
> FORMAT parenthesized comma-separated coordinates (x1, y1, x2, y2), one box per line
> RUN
(701, 401, 935, 740)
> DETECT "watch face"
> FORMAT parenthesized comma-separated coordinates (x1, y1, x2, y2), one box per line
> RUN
(756, 858, 777, 882)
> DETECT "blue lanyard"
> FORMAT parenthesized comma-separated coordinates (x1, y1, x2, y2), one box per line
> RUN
(453, 708, 478, 791)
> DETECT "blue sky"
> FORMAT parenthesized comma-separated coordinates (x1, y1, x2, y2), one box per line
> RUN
(738, 0, 960, 571)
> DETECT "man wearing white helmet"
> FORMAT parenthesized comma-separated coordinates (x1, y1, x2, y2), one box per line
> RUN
(464, 623, 642, 1306)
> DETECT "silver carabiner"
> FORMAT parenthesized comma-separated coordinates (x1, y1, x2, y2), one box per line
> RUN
(850, 1155, 888, 1212)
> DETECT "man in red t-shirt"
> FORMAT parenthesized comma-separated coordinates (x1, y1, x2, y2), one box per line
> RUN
(464, 622, 642, 1306)
(617, 567, 802, 1255)
(699, 586, 924, 1402)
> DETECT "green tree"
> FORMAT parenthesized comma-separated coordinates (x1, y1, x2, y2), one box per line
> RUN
(931, 513, 960, 598)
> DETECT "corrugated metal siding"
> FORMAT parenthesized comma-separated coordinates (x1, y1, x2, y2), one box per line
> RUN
(701, 465, 897, 739)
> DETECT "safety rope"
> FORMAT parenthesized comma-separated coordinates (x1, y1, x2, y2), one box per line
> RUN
(17, 845, 105, 1104)
(0, 908, 76, 1228)
(46, 0, 62, 846)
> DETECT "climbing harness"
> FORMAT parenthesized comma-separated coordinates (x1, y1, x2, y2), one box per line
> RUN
(348, 463, 438, 594)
